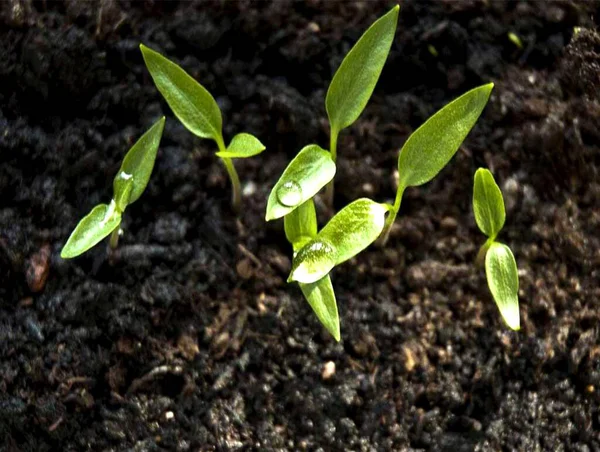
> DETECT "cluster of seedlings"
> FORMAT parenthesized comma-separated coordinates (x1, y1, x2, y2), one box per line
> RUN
(62, 5, 520, 341)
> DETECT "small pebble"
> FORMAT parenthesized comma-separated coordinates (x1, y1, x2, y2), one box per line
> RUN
(322, 361, 336, 380)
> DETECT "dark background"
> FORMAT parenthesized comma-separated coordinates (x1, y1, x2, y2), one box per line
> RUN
(1, 1, 599, 450)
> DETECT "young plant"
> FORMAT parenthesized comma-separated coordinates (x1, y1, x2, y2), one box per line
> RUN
(278, 84, 494, 340)
(61, 117, 165, 259)
(140, 44, 265, 212)
(473, 168, 520, 330)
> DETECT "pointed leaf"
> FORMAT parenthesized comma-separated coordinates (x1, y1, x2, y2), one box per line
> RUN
(216, 133, 266, 158)
(326, 6, 399, 133)
(140, 44, 223, 143)
(61, 202, 122, 259)
(473, 168, 505, 239)
(289, 199, 390, 283)
(284, 199, 317, 253)
(485, 242, 520, 330)
(114, 117, 165, 206)
(299, 275, 340, 341)
(265, 144, 336, 221)
(398, 83, 494, 189)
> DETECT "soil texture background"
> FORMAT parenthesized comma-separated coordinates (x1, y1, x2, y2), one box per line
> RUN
(1, 1, 600, 450)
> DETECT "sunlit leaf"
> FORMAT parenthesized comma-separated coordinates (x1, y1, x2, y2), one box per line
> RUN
(289, 199, 390, 283)
(398, 83, 494, 189)
(113, 176, 133, 213)
(326, 6, 399, 133)
(299, 275, 340, 341)
(61, 202, 122, 259)
(140, 44, 223, 144)
(216, 133, 266, 158)
(114, 117, 165, 206)
(485, 242, 520, 330)
(284, 199, 317, 253)
(265, 144, 335, 221)
(473, 168, 505, 239)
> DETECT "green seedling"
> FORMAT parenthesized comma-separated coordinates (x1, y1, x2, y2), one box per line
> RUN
(61, 117, 165, 259)
(508, 32, 523, 50)
(274, 84, 493, 339)
(140, 44, 265, 212)
(473, 168, 520, 330)
(324, 5, 399, 205)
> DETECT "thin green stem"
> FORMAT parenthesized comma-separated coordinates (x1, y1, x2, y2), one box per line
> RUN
(109, 226, 120, 250)
(376, 185, 405, 247)
(324, 129, 338, 208)
(216, 135, 242, 213)
(222, 157, 241, 213)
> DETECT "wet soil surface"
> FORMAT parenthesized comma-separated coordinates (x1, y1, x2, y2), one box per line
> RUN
(1, 1, 600, 450)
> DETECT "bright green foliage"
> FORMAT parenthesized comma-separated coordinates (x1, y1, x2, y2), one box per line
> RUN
(300, 275, 340, 341)
(379, 83, 494, 245)
(140, 44, 265, 211)
(473, 168, 505, 239)
(485, 242, 520, 330)
(284, 199, 340, 341)
(61, 117, 165, 259)
(397, 83, 494, 190)
(473, 168, 520, 330)
(265, 144, 336, 221)
(140, 44, 222, 143)
(216, 133, 266, 158)
(289, 199, 390, 284)
(284, 200, 318, 253)
(326, 5, 399, 135)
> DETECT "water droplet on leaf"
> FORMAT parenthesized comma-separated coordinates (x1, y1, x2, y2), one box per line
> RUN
(277, 181, 303, 207)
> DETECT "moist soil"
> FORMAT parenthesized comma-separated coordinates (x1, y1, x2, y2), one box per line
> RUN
(1, 1, 600, 451)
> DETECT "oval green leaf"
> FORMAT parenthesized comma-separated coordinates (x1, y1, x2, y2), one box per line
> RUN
(299, 275, 340, 342)
(289, 199, 390, 283)
(397, 83, 494, 189)
(473, 168, 505, 239)
(284, 199, 318, 253)
(140, 44, 223, 144)
(265, 144, 336, 221)
(216, 133, 266, 158)
(326, 5, 399, 133)
(114, 117, 165, 206)
(485, 242, 520, 330)
(61, 202, 122, 259)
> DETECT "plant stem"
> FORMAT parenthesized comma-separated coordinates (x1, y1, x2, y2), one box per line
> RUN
(109, 226, 120, 249)
(216, 136, 242, 213)
(222, 157, 241, 213)
(324, 128, 338, 209)
(476, 238, 493, 267)
(376, 185, 405, 247)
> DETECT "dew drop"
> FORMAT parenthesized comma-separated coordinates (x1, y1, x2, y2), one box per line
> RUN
(276, 181, 303, 207)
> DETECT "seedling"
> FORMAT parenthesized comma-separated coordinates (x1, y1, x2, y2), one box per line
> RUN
(140, 44, 265, 212)
(269, 87, 493, 339)
(61, 117, 165, 259)
(324, 5, 399, 206)
(473, 168, 520, 330)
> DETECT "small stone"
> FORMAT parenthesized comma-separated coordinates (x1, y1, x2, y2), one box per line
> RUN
(440, 216, 458, 231)
(26, 244, 51, 293)
(322, 361, 336, 380)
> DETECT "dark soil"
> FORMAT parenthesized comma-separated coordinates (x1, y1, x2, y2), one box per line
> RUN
(1, 1, 600, 450)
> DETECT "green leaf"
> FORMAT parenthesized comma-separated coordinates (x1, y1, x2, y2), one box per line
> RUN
(114, 117, 165, 206)
(284, 199, 318, 253)
(265, 144, 336, 221)
(299, 275, 340, 341)
(113, 176, 134, 213)
(485, 242, 520, 330)
(140, 44, 223, 144)
(61, 202, 122, 259)
(289, 198, 390, 283)
(215, 133, 266, 158)
(473, 168, 505, 239)
(397, 83, 494, 189)
(326, 5, 399, 133)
